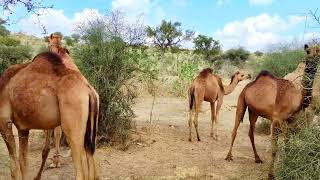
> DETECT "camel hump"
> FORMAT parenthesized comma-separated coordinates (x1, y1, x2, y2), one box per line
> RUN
(33, 51, 64, 65)
(199, 68, 213, 78)
(255, 70, 276, 80)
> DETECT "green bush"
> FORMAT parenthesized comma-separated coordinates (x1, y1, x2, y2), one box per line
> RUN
(0, 45, 31, 73)
(223, 47, 250, 64)
(275, 123, 320, 179)
(0, 36, 20, 46)
(74, 25, 139, 145)
(171, 59, 210, 97)
(250, 49, 304, 78)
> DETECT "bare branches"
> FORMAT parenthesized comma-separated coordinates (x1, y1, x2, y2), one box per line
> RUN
(309, 8, 320, 25)
(0, 0, 53, 34)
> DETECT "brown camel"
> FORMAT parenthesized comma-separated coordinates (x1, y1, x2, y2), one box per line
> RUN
(0, 46, 99, 180)
(225, 44, 320, 178)
(188, 68, 251, 141)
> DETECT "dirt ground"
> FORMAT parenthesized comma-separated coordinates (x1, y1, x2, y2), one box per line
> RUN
(0, 80, 271, 180)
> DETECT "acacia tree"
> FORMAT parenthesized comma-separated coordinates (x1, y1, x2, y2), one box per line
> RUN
(146, 20, 194, 51)
(193, 34, 221, 58)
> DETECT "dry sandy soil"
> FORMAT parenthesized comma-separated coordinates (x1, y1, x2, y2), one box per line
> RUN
(0, 80, 271, 180)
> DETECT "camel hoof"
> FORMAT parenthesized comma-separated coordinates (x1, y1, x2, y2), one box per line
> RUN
(197, 138, 201, 141)
(268, 173, 275, 180)
(188, 138, 192, 142)
(255, 159, 263, 163)
(225, 154, 233, 161)
(213, 135, 219, 141)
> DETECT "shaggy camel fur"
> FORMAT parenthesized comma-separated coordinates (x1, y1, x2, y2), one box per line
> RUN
(225, 44, 320, 178)
(188, 68, 251, 141)
(0, 47, 99, 180)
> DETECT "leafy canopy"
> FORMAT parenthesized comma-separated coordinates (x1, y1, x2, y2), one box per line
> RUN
(193, 34, 221, 58)
(146, 20, 194, 50)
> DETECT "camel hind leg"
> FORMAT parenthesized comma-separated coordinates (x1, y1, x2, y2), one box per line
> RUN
(248, 110, 262, 163)
(188, 109, 194, 142)
(59, 92, 99, 180)
(193, 87, 204, 142)
(225, 92, 247, 161)
(0, 119, 20, 180)
(212, 98, 223, 140)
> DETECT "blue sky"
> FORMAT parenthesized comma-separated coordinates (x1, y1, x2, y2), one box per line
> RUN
(2, 0, 320, 51)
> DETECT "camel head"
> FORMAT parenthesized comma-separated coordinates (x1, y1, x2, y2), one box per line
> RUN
(304, 44, 320, 59)
(232, 71, 252, 82)
(48, 33, 62, 53)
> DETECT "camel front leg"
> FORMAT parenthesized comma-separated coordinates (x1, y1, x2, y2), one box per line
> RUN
(0, 120, 20, 180)
(18, 129, 29, 180)
(34, 130, 52, 180)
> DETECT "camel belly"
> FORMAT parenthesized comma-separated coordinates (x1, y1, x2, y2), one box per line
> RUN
(8, 74, 60, 130)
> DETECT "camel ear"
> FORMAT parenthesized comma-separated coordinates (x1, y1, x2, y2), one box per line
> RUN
(235, 71, 240, 74)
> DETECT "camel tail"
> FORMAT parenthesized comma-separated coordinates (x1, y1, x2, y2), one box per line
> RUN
(189, 87, 195, 110)
(236, 91, 247, 123)
(84, 92, 99, 155)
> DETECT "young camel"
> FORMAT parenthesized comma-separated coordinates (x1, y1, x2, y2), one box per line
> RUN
(188, 68, 251, 141)
(225, 44, 320, 178)
(0, 47, 99, 180)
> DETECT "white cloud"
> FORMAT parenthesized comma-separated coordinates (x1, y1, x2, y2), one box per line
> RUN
(249, 0, 275, 5)
(17, 8, 103, 36)
(215, 13, 305, 51)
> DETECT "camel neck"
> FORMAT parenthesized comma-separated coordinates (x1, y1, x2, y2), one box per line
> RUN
(301, 58, 319, 109)
(224, 77, 239, 95)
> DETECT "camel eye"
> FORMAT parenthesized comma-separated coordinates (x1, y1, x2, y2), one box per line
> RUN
(241, 75, 244, 77)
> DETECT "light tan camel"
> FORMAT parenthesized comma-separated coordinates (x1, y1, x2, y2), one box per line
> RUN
(225, 44, 320, 179)
(188, 68, 251, 141)
(0, 46, 99, 180)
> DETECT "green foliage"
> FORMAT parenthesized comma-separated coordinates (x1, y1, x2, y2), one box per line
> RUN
(193, 34, 221, 58)
(64, 36, 75, 46)
(71, 33, 80, 43)
(0, 26, 9, 37)
(0, 36, 20, 46)
(171, 57, 210, 97)
(275, 122, 320, 179)
(146, 20, 194, 51)
(255, 118, 271, 135)
(250, 49, 304, 77)
(0, 25, 31, 73)
(0, 45, 31, 73)
(223, 47, 250, 64)
(254, 50, 263, 57)
(74, 24, 139, 144)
